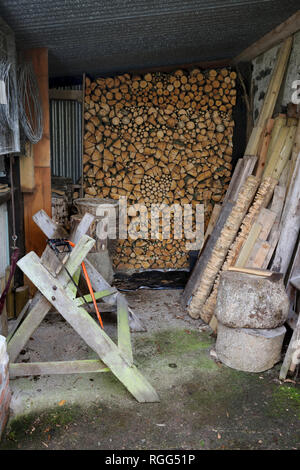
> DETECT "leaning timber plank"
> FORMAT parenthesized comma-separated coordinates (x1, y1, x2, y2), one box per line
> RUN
(18, 252, 159, 403)
(9, 359, 109, 378)
(287, 118, 300, 192)
(75, 288, 117, 306)
(247, 240, 271, 269)
(203, 204, 222, 246)
(272, 124, 297, 180)
(183, 201, 234, 306)
(290, 275, 300, 291)
(255, 118, 274, 178)
(117, 295, 133, 365)
(271, 152, 300, 275)
(286, 239, 300, 329)
(7, 236, 95, 362)
(222, 158, 243, 204)
(257, 208, 277, 241)
(230, 156, 257, 201)
(261, 229, 280, 269)
(84, 258, 146, 332)
(33, 209, 68, 239)
(6, 300, 31, 344)
(270, 185, 286, 220)
(245, 38, 292, 156)
(70, 212, 95, 244)
(279, 324, 298, 381)
(235, 222, 262, 268)
(255, 38, 293, 131)
(263, 126, 290, 178)
(265, 115, 286, 164)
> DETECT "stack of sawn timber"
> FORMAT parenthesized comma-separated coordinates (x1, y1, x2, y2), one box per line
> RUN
(183, 37, 300, 340)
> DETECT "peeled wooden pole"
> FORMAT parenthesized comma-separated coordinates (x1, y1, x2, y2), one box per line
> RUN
(187, 175, 259, 321)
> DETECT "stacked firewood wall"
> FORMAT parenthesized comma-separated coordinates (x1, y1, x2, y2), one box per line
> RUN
(83, 68, 237, 270)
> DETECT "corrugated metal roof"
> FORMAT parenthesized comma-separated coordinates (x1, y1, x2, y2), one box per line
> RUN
(0, 1, 299, 77)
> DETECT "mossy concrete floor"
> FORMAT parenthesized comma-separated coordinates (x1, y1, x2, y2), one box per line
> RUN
(0, 289, 299, 450)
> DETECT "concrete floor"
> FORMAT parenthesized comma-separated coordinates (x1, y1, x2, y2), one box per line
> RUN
(0, 289, 299, 450)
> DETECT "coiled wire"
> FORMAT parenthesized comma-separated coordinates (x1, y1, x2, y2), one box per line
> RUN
(18, 61, 43, 144)
(0, 59, 19, 132)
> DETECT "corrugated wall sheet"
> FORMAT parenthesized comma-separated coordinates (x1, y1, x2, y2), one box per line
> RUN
(50, 86, 82, 183)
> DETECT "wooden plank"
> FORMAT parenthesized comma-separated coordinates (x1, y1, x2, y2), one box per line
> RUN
(279, 323, 299, 381)
(7, 235, 95, 362)
(235, 222, 262, 267)
(272, 124, 297, 180)
(75, 288, 117, 306)
(287, 118, 300, 192)
(203, 204, 221, 245)
(117, 295, 133, 365)
(84, 258, 146, 332)
(271, 152, 300, 275)
(255, 118, 274, 177)
(247, 240, 271, 269)
(263, 126, 289, 178)
(18, 252, 159, 403)
(6, 300, 31, 344)
(230, 156, 257, 201)
(270, 185, 286, 220)
(233, 12, 299, 63)
(257, 208, 277, 241)
(222, 158, 243, 204)
(49, 89, 82, 102)
(9, 359, 109, 378)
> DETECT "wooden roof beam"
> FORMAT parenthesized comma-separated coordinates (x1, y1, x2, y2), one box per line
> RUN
(233, 11, 300, 63)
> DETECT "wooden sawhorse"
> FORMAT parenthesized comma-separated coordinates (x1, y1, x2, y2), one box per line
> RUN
(7, 211, 159, 403)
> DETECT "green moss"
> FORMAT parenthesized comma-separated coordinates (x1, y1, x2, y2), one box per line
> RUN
(267, 385, 300, 419)
(134, 328, 213, 357)
(0, 404, 84, 449)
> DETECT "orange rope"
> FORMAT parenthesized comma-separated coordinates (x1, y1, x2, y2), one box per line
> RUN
(68, 240, 104, 329)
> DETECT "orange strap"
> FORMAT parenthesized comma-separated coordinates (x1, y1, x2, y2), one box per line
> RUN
(68, 240, 104, 329)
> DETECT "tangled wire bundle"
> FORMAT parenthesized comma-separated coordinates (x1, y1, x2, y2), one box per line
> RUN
(0, 59, 19, 132)
(18, 61, 43, 144)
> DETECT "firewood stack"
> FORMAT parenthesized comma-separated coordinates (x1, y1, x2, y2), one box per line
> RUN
(83, 68, 237, 270)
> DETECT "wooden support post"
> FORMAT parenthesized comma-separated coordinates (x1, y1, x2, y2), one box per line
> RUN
(117, 295, 133, 365)
(23, 49, 51, 259)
